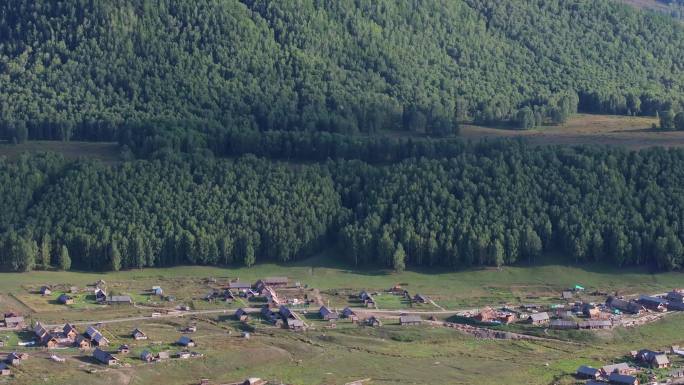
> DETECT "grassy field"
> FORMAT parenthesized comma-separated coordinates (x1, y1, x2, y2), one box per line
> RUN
(0, 140, 121, 163)
(0, 255, 683, 384)
(459, 114, 684, 149)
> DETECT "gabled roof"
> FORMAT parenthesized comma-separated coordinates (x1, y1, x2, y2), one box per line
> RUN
(85, 326, 100, 339)
(93, 348, 117, 364)
(63, 324, 78, 335)
(93, 333, 109, 345)
(4, 316, 24, 324)
(132, 328, 146, 337)
(342, 307, 355, 317)
(229, 281, 252, 289)
(263, 277, 288, 284)
(0, 362, 8, 371)
(177, 335, 195, 346)
(577, 365, 599, 376)
(529, 312, 550, 322)
(107, 295, 132, 303)
(235, 308, 247, 317)
(608, 373, 637, 385)
(58, 294, 73, 303)
(288, 319, 305, 328)
(654, 354, 670, 365)
(639, 295, 667, 305)
(601, 362, 630, 374)
(140, 350, 153, 360)
(400, 315, 422, 323)
(319, 306, 336, 317)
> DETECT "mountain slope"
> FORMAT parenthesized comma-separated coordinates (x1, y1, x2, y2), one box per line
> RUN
(0, 0, 683, 144)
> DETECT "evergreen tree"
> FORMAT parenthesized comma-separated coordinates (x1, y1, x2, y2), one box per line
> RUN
(393, 243, 406, 273)
(58, 245, 71, 271)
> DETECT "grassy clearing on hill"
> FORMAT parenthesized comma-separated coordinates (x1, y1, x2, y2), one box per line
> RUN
(460, 114, 684, 149)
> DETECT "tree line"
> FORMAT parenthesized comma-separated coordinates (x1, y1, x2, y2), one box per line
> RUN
(2, 142, 684, 272)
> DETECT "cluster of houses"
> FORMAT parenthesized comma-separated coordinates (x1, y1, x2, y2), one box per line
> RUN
(606, 289, 684, 315)
(33, 322, 111, 349)
(576, 348, 674, 385)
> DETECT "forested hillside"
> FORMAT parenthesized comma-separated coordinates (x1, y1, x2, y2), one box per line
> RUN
(1, 144, 684, 272)
(1, 0, 683, 149)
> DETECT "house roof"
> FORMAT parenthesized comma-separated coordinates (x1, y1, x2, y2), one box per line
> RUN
(107, 295, 132, 303)
(288, 319, 304, 327)
(550, 320, 577, 328)
(4, 316, 24, 324)
(93, 348, 116, 364)
(529, 312, 550, 322)
(414, 294, 429, 301)
(0, 362, 8, 371)
(58, 294, 72, 303)
(177, 336, 194, 345)
(577, 366, 599, 376)
(229, 281, 252, 289)
(140, 350, 153, 360)
(639, 295, 667, 305)
(400, 315, 422, 323)
(235, 308, 247, 316)
(263, 277, 288, 283)
(602, 362, 630, 373)
(342, 307, 355, 316)
(93, 333, 109, 345)
(132, 328, 146, 336)
(579, 320, 612, 328)
(75, 335, 90, 345)
(654, 354, 670, 365)
(85, 326, 100, 338)
(608, 373, 637, 384)
(63, 324, 77, 334)
(319, 306, 337, 317)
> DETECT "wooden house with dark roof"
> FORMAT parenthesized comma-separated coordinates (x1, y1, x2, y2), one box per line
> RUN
(93, 348, 118, 365)
(235, 308, 249, 322)
(576, 365, 600, 380)
(62, 324, 78, 340)
(608, 373, 638, 385)
(92, 333, 109, 347)
(140, 350, 154, 363)
(606, 297, 643, 314)
(75, 335, 91, 349)
(365, 316, 382, 327)
(132, 328, 147, 340)
(638, 296, 667, 312)
(94, 288, 107, 302)
(319, 306, 339, 321)
(0, 362, 10, 376)
(341, 307, 358, 322)
(176, 335, 196, 347)
(40, 286, 52, 296)
(57, 294, 74, 305)
(413, 294, 429, 304)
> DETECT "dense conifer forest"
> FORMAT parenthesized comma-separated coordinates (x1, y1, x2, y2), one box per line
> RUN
(1, 1, 684, 273)
(1, 143, 684, 272)
(1, 0, 684, 149)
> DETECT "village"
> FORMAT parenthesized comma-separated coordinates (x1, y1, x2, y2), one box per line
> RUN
(1, 275, 684, 385)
